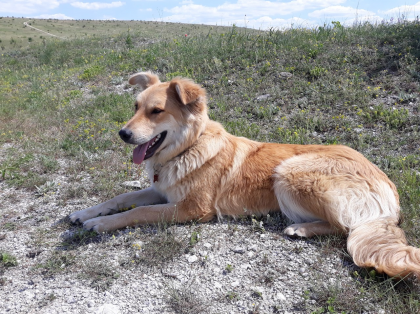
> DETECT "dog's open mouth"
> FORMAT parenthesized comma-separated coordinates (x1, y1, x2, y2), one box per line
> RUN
(133, 131, 167, 164)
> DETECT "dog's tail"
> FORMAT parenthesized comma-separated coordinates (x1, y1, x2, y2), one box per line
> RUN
(347, 218, 420, 278)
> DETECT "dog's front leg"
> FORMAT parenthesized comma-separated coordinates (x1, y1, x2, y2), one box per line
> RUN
(69, 187, 167, 224)
(82, 202, 195, 233)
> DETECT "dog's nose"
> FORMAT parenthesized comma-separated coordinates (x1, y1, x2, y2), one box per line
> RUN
(119, 129, 133, 142)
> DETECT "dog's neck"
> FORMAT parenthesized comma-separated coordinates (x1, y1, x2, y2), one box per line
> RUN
(147, 119, 226, 188)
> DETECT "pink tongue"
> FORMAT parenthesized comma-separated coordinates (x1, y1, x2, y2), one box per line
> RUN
(133, 138, 155, 164)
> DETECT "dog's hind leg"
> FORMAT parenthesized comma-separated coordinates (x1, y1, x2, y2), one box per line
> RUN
(284, 221, 345, 238)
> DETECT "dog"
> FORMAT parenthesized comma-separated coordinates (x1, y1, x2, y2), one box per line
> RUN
(70, 71, 420, 278)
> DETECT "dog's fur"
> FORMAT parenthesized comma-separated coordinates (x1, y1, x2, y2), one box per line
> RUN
(70, 72, 420, 278)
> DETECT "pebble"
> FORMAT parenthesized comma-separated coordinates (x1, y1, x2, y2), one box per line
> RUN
(276, 293, 287, 302)
(87, 300, 95, 308)
(187, 255, 198, 263)
(256, 94, 271, 101)
(95, 304, 120, 314)
(121, 181, 142, 189)
(279, 72, 293, 78)
(232, 247, 245, 254)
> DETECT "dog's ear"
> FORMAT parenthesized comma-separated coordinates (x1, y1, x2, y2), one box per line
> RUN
(170, 78, 205, 106)
(128, 71, 160, 90)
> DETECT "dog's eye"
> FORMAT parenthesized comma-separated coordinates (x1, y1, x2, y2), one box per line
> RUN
(152, 108, 163, 114)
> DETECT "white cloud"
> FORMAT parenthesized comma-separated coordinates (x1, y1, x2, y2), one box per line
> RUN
(71, 1, 125, 10)
(382, 2, 420, 19)
(102, 15, 117, 19)
(160, 0, 345, 27)
(35, 13, 74, 19)
(308, 6, 375, 19)
(0, 0, 60, 15)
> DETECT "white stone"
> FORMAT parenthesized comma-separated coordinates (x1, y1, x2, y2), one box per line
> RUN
(276, 293, 287, 301)
(187, 255, 198, 263)
(95, 304, 120, 314)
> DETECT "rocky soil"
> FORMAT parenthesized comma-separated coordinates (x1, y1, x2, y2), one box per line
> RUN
(0, 171, 385, 314)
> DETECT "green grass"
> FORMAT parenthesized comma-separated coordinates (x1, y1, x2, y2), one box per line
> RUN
(0, 17, 419, 312)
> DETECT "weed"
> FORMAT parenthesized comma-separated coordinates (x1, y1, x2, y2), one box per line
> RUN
(0, 252, 18, 267)
(165, 280, 209, 314)
(61, 228, 99, 248)
(2, 222, 16, 231)
(79, 261, 120, 291)
(226, 291, 239, 302)
(79, 65, 105, 81)
(131, 226, 186, 267)
(38, 293, 57, 308)
(189, 229, 200, 246)
(35, 251, 75, 277)
(225, 264, 234, 273)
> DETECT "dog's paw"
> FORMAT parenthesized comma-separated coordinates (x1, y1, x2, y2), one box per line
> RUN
(69, 210, 91, 224)
(83, 217, 113, 233)
(283, 224, 308, 238)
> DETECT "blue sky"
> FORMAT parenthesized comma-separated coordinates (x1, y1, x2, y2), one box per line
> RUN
(1, 0, 419, 29)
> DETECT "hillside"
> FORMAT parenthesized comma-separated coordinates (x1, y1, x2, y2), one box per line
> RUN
(1, 19, 420, 313)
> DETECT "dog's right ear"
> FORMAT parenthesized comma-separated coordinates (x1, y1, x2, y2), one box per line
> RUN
(128, 71, 160, 90)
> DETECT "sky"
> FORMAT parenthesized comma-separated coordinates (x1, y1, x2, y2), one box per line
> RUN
(1, 0, 420, 29)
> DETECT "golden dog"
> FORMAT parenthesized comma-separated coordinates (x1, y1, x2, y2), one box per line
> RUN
(70, 72, 420, 278)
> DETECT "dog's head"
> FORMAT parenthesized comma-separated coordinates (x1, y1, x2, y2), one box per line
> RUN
(119, 71, 208, 165)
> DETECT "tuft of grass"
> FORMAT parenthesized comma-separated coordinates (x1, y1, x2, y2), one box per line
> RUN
(165, 280, 209, 314)
(0, 252, 18, 267)
(35, 251, 75, 277)
(129, 225, 186, 267)
(78, 261, 120, 291)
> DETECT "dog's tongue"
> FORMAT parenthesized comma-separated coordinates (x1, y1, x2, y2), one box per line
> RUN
(133, 143, 148, 165)
(133, 137, 155, 165)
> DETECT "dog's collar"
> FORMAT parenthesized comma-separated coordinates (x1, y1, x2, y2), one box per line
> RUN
(153, 163, 163, 182)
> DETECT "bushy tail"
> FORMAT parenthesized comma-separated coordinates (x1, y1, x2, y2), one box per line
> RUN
(347, 218, 420, 278)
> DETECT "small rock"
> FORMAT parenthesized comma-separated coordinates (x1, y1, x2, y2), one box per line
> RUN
(231, 281, 240, 287)
(87, 300, 95, 308)
(255, 94, 271, 101)
(121, 181, 142, 189)
(214, 282, 222, 289)
(26, 250, 43, 258)
(203, 242, 212, 249)
(247, 251, 255, 258)
(299, 267, 306, 274)
(276, 292, 286, 301)
(248, 244, 258, 251)
(232, 247, 245, 254)
(240, 263, 251, 269)
(67, 296, 76, 304)
(95, 304, 120, 314)
(279, 72, 293, 78)
(187, 255, 198, 263)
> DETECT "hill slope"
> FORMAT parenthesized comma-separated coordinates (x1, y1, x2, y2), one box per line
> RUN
(0, 19, 420, 313)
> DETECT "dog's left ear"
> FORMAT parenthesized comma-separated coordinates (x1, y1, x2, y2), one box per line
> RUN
(170, 78, 205, 106)
(128, 71, 160, 90)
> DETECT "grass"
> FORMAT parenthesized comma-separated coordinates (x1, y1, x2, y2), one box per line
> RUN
(0, 16, 419, 313)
